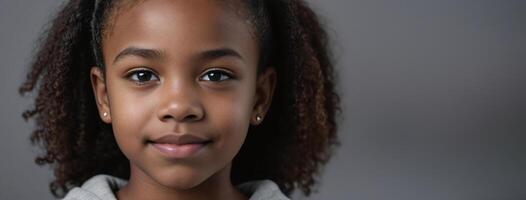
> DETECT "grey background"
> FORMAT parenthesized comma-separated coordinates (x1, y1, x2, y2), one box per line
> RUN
(1, 0, 525, 199)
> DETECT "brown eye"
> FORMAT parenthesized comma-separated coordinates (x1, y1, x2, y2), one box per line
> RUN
(127, 70, 159, 83)
(200, 70, 232, 82)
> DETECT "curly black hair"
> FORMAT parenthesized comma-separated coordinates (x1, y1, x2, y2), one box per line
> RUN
(19, 0, 340, 198)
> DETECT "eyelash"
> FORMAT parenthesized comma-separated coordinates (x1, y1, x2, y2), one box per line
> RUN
(125, 68, 234, 85)
(126, 69, 159, 85)
(199, 69, 234, 82)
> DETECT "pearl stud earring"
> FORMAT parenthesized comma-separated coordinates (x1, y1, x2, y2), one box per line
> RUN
(103, 112, 108, 117)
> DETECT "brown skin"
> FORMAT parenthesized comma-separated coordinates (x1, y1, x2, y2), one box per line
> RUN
(90, 0, 276, 199)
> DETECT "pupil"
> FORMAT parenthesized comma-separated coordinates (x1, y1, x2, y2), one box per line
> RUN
(209, 72, 220, 81)
(138, 72, 151, 81)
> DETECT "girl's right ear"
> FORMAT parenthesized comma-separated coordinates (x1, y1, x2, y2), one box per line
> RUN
(90, 66, 112, 124)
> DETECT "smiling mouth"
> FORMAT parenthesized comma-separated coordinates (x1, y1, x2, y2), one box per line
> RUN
(148, 134, 212, 158)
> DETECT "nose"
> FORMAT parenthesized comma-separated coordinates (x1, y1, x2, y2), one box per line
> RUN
(156, 81, 204, 123)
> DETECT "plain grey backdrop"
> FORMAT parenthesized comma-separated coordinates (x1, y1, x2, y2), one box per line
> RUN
(1, 0, 525, 199)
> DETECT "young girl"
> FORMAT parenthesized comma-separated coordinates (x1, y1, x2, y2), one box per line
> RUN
(19, 0, 340, 199)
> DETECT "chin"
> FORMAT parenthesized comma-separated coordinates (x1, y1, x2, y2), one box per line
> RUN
(154, 168, 211, 190)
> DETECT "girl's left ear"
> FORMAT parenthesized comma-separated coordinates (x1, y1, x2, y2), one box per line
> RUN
(251, 67, 277, 125)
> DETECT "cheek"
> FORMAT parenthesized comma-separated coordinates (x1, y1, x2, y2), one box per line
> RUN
(204, 86, 255, 156)
(107, 83, 155, 155)
(212, 101, 250, 139)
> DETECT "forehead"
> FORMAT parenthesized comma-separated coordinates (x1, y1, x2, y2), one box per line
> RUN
(103, 0, 250, 35)
(101, 0, 257, 65)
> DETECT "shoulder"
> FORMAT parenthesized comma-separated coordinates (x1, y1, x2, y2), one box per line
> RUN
(62, 174, 127, 200)
(236, 179, 290, 200)
(62, 176, 288, 200)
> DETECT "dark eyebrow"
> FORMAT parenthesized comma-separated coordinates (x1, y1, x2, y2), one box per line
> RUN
(113, 47, 242, 64)
(199, 48, 243, 61)
(113, 47, 164, 64)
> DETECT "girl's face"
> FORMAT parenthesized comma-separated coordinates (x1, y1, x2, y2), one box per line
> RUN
(90, 0, 275, 190)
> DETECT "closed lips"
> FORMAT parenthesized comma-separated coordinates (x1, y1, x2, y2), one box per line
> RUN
(150, 134, 212, 145)
(149, 134, 212, 158)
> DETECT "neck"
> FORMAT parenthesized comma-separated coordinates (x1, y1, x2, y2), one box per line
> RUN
(117, 163, 247, 200)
